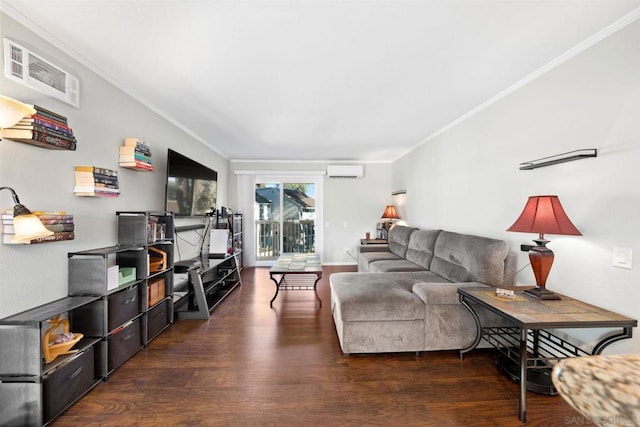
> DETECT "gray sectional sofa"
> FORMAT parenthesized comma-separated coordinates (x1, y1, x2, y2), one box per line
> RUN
(330, 225, 515, 354)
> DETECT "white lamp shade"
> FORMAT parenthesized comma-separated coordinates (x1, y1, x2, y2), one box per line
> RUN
(0, 95, 36, 129)
(12, 214, 54, 243)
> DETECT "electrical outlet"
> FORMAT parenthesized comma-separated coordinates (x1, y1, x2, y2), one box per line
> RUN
(344, 247, 350, 254)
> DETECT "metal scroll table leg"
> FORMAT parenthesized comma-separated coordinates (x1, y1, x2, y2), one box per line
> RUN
(458, 294, 482, 361)
(313, 274, 323, 307)
(269, 273, 282, 308)
(519, 328, 528, 423)
(593, 327, 633, 355)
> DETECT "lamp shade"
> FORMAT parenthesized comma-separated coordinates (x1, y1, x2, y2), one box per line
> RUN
(507, 195, 581, 237)
(12, 211, 55, 243)
(0, 186, 54, 243)
(381, 205, 400, 220)
(0, 95, 36, 129)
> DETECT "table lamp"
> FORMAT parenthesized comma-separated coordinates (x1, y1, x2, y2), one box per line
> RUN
(1, 187, 54, 243)
(381, 204, 400, 235)
(507, 195, 581, 300)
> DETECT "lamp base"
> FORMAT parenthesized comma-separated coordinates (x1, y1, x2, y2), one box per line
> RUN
(523, 286, 561, 300)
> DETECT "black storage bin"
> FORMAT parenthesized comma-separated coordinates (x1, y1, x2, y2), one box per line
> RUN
(43, 345, 95, 423)
(147, 299, 171, 340)
(108, 317, 141, 372)
(108, 286, 139, 331)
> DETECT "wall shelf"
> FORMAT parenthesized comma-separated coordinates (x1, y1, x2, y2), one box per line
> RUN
(175, 224, 206, 233)
(519, 149, 597, 170)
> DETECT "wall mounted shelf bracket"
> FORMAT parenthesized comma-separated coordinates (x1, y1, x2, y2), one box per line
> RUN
(519, 149, 597, 170)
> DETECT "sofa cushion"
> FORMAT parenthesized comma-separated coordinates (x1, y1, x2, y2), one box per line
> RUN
(429, 231, 510, 287)
(404, 229, 442, 269)
(330, 272, 428, 321)
(359, 251, 403, 272)
(387, 225, 416, 258)
(369, 259, 426, 272)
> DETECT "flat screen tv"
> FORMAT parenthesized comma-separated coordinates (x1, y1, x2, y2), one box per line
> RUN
(165, 148, 218, 216)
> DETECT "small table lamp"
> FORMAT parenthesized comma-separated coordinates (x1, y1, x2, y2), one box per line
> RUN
(507, 195, 581, 300)
(381, 205, 400, 238)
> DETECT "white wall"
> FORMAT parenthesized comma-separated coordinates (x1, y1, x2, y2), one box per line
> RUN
(230, 161, 392, 265)
(0, 13, 229, 318)
(393, 20, 640, 354)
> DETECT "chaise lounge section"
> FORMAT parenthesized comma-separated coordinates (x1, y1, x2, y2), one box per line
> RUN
(330, 225, 515, 354)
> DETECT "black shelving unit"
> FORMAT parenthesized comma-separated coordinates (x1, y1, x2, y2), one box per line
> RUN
(0, 296, 103, 426)
(173, 254, 242, 320)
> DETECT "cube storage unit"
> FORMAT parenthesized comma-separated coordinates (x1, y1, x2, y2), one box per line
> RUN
(116, 211, 175, 342)
(67, 245, 146, 377)
(0, 296, 102, 426)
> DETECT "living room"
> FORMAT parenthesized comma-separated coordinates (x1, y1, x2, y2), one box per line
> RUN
(1, 1, 640, 425)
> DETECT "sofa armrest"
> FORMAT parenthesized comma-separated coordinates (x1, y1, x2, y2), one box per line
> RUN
(359, 244, 390, 253)
(412, 282, 491, 305)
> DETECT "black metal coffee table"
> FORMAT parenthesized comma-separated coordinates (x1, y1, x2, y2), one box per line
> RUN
(269, 253, 322, 307)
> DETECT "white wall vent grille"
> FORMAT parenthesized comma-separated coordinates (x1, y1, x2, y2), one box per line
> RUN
(3, 38, 80, 108)
(327, 164, 364, 178)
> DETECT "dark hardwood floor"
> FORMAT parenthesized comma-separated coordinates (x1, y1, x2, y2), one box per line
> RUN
(52, 266, 580, 426)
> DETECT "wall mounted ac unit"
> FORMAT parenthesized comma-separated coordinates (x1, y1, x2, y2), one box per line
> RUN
(3, 38, 80, 108)
(327, 164, 364, 178)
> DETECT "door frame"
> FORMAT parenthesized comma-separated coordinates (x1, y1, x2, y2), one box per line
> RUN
(254, 174, 323, 267)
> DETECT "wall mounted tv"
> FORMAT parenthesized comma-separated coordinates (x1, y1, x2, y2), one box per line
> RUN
(165, 148, 218, 216)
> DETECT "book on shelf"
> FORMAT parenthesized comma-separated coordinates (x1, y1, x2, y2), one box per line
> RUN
(119, 160, 155, 171)
(119, 145, 151, 156)
(28, 231, 75, 244)
(74, 166, 119, 194)
(119, 153, 151, 163)
(33, 105, 68, 125)
(74, 185, 120, 193)
(4, 222, 74, 234)
(10, 121, 74, 138)
(34, 212, 74, 222)
(74, 191, 120, 198)
(38, 218, 75, 224)
(17, 116, 73, 134)
(1, 129, 77, 150)
(124, 137, 149, 147)
(120, 137, 153, 170)
(44, 223, 75, 232)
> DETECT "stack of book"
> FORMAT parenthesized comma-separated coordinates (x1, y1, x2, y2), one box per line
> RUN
(119, 137, 154, 171)
(74, 166, 120, 197)
(2, 211, 75, 244)
(0, 105, 77, 150)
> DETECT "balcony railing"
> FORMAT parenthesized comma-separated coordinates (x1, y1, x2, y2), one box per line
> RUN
(256, 219, 315, 260)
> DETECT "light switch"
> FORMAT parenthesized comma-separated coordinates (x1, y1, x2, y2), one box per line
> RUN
(612, 247, 633, 269)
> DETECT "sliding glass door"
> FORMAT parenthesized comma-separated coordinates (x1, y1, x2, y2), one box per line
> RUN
(255, 179, 318, 263)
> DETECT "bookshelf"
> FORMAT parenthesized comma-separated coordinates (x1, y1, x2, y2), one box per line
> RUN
(118, 137, 154, 171)
(74, 166, 120, 197)
(0, 104, 77, 150)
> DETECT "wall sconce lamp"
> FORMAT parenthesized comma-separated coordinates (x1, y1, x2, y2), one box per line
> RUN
(507, 195, 581, 300)
(0, 187, 54, 243)
(0, 95, 36, 138)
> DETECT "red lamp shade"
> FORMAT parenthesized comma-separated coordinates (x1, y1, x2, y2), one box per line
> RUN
(507, 195, 581, 300)
(507, 195, 581, 238)
(381, 205, 400, 220)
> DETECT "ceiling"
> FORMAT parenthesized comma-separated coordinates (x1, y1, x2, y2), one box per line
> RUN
(3, 1, 640, 162)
